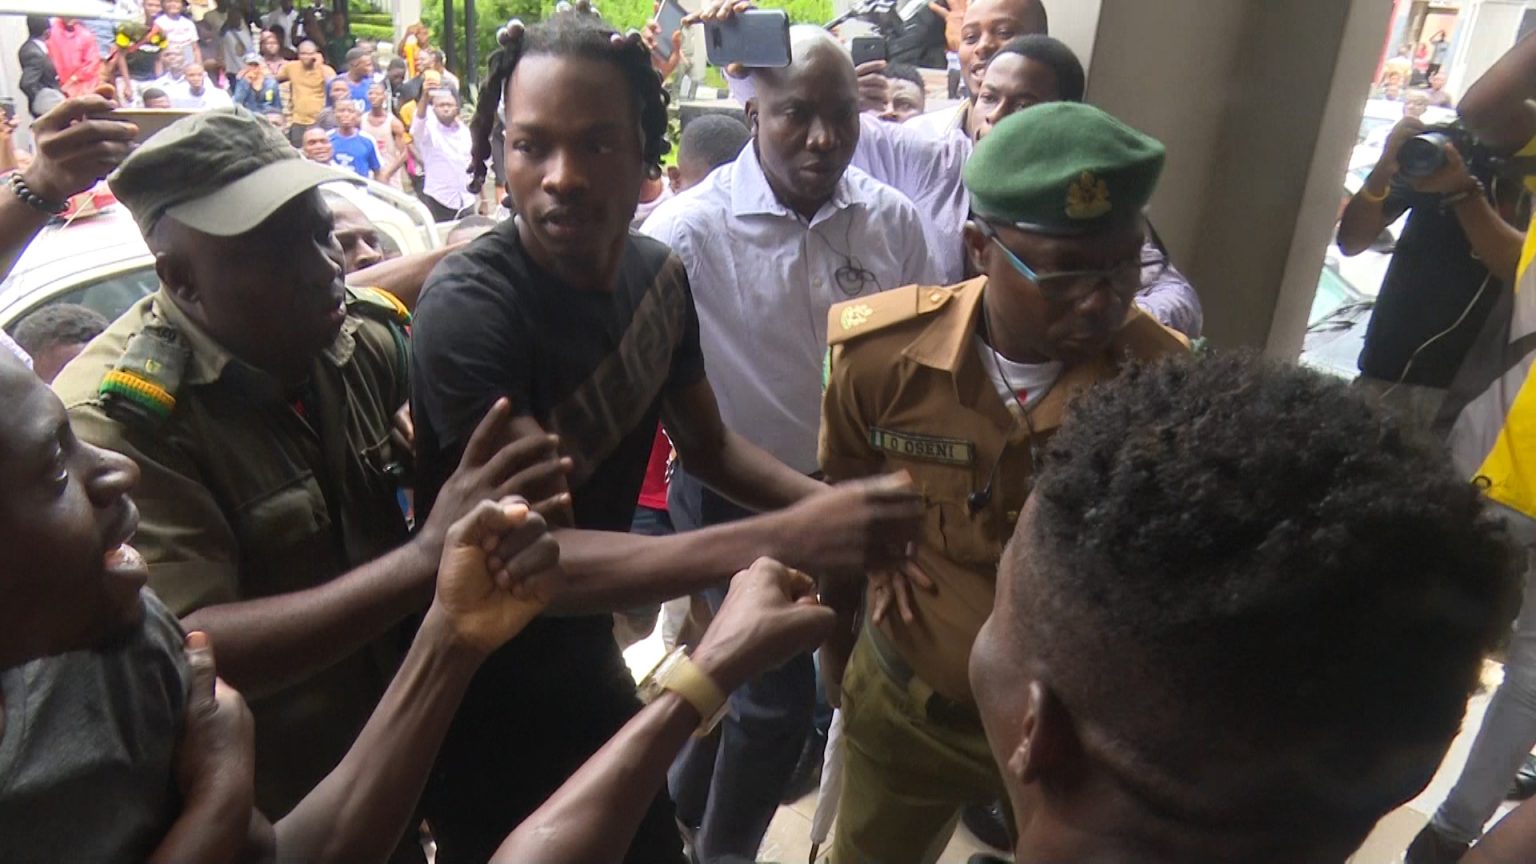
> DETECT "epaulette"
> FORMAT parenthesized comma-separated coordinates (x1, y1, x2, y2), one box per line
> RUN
(1114, 307, 1192, 360)
(827, 283, 957, 347)
(346, 286, 412, 326)
(346, 286, 411, 385)
(98, 307, 188, 431)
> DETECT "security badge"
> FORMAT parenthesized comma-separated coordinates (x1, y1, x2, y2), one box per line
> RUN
(869, 427, 975, 466)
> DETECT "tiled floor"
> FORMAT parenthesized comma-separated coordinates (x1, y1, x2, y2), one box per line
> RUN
(624, 624, 1516, 864)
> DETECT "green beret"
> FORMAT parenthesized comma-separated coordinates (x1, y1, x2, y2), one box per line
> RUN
(964, 102, 1166, 236)
(109, 107, 358, 237)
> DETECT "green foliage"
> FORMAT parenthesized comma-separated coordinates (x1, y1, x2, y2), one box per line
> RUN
(421, 0, 834, 79)
(760, 0, 834, 26)
(351, 22, 395, 42)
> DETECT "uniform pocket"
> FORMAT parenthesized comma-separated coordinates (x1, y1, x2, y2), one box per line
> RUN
(889, 459, 1001, 567)
(232, 474, 330, 551)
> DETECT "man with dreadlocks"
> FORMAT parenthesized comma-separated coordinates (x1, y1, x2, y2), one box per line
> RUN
(409, 7, 926, 863)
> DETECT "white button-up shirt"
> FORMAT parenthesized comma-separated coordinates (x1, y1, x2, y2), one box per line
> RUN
(850, 114, 973, 284)
(641, 144, 941, 473)
(411, 112, 477, 212)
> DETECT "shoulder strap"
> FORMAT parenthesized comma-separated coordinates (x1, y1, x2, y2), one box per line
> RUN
(827, 283, 956, 347)
(98, 303, 188, 431)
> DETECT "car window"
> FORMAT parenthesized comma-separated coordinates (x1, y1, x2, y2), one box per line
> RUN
(5, 266, 159, 335)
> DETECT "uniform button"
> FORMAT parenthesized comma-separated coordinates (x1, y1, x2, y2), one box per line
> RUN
(928, 290, 944, 303)
(1005, 509, 1020, 522)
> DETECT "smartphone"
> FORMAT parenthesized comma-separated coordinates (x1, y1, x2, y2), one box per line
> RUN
(653, 0, 688, 61)
(704, 9, 791, 69)
(850, 36, 887, 66)
(110, 109, 197, 143)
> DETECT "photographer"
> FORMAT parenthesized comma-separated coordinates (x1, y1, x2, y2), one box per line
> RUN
(1335, 114, 1522, 428)
(1402, 29, 1536, 864)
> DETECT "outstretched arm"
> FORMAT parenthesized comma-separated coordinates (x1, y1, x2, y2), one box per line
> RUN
(661, 376, 826, 512)
(274, 498, 561, 862)
(492, 559, 835, 864)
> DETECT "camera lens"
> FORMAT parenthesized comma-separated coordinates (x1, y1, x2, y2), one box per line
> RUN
(1398, 132, 1453, 179)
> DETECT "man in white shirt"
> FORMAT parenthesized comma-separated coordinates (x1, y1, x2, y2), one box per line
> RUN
(410, 88, 476, 220)
(166, 63, 232, 111)
(263, 0, 300, 50)
(640, 26, 940, 864)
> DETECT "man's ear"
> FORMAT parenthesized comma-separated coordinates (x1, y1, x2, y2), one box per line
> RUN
(153, 248, 197, 309)
(745, 98, 759, 135)
(1006, 680, 1079, 787)
(963, 220, 989, 276)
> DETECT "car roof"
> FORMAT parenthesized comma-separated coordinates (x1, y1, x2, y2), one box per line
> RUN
(0, 205, 153, 323)
(0, 178, 441, 327)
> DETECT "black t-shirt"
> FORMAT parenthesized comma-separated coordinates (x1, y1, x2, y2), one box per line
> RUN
(412, 219, 705, 528)
(409, 219, 705, 854)
(1357, 181, 1504, 387)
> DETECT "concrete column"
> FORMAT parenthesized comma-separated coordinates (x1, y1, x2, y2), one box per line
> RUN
(1449, 0, 1536, 97)
(1058, 0, 1388, 355)
(394, 0, 422, 41)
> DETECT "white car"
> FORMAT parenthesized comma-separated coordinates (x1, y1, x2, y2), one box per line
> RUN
(0, 178, 443, 335)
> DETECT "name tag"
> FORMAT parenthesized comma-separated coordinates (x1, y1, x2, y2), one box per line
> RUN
(870, 428, 974, 466)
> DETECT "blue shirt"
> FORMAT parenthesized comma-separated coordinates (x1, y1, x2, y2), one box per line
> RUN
(329, 130, 380, 179)
(233, 75, 282, 115)
(347, 76, 373, 105)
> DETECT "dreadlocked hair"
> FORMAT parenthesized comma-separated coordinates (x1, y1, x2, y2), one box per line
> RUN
(469, 10, 671, 194)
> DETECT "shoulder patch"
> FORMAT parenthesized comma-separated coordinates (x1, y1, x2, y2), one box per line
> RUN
(347, 286, 412, 326)
(98, 316, 188, 431)
(828, 284, 953, 346)
(1115, 307, 1191, 360)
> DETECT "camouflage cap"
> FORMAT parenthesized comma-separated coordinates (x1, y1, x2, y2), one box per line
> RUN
(965, 102, 1166, 236)
(108, 107, 358, 237)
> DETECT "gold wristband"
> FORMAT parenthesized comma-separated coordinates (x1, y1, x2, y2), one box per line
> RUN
(1359, 182, 1389, 204)
(638, 646, 729, 736)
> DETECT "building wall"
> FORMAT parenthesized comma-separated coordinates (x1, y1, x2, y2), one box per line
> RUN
(1449, 0, 1535, 96)
(1050, 0, 1389, 355)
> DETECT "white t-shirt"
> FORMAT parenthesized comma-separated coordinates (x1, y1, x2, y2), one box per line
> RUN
(155, 14, 199, 65)
(166, 79, 233, 111)
(975, 336, 1062, 410)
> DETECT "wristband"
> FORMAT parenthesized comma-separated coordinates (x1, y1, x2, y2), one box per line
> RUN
(638, 645, 729, 737)
(1359, 182, 1389, 204)
(7, 173, 67, 215)
(1441, 179, 1486, 210)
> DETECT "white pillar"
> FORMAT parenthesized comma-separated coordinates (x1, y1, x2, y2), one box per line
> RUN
(1079, 0, 1388, 355)
(394, 0, 422, 41)
(1448, 0, 1536, 98)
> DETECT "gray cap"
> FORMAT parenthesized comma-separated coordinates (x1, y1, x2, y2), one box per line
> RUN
(108, 106, 358, 237)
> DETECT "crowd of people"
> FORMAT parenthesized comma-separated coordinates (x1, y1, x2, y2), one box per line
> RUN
(18, 3, 463, 215)
(4, 2, 1536, 864)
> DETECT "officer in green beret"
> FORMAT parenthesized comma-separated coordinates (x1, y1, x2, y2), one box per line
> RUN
(819, 101, 1190, 863)
(51, 107, 563, 828)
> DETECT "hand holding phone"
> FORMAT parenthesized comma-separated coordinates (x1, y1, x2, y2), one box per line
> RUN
(652, 0, 688, 61)
(850, 36, 887, 66)
(704, 8, 791, 69)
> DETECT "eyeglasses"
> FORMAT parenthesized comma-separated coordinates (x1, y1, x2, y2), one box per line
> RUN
(976, 219, 1168, 305)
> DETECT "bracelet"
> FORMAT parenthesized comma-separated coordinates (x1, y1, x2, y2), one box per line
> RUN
(7, 173, 67, 215)
(1440, 178, 1486, 210)
(1359, 182, 1390, 203)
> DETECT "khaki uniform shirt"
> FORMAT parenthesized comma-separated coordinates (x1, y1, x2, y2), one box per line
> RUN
(820, 277, 1188, 702)
(53, 289, 411, 816)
